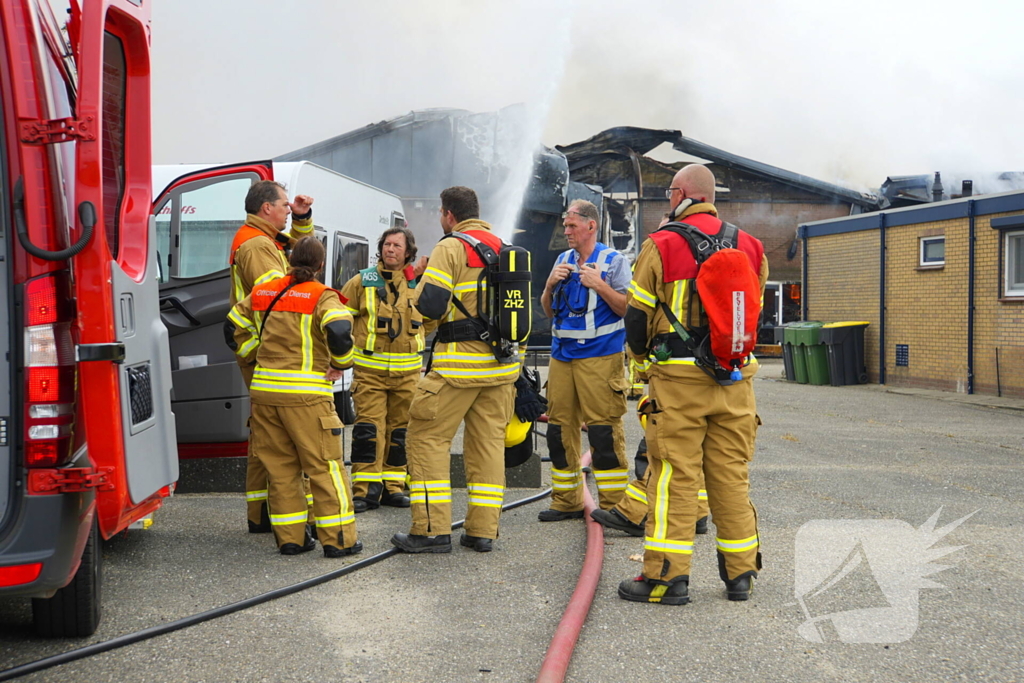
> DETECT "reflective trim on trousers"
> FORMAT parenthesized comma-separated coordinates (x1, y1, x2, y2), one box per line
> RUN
(246, 489, 268, 502)
(644, 537, 694, 554)
(315, 513, 356, 527)
(593, 469, 629, 491)
(698, 489, 708, 501)
(382, 471, 407, 482)
(652, 460, 672, 540)
(328, 460, 351, 518)
(624, 483, 647, 504)
(352, 472, 384, 483)
(551, 467, 582, 491)
(716, 534, 759, 552)
(467, 482, 504, 508)
(270, 511, 308, 526)
(410, 480, 452, 504)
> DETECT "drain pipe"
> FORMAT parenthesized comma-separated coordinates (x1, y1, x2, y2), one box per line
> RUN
(800, 225, 808, 320)
(879, 212, 887, 385)
(967, 199, 976, 394)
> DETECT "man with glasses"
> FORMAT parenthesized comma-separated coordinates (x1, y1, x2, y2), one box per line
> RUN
(229, 180, 315, 533)
(537, 199, 632, 522)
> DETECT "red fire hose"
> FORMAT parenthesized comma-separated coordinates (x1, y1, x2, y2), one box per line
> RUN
(535, 450, 604, 683)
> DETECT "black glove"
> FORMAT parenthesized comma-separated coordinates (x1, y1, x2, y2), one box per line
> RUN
(514, 368, 547, 422)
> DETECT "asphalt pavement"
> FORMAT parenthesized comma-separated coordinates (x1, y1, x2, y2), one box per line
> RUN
(1, 358, 1022, 682)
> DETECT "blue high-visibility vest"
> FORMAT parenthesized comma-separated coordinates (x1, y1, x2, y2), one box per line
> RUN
(551, 244, 625, 361)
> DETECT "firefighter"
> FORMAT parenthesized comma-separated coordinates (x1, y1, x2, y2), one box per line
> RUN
(390, 186, 519, 554)
(590, 395, 709, 536)
(618, 164, 767, 604)
(226, 237, 361, 557)
(230, 180, 315, 533)
(538, 199, 632, 521)
(340, 226, 430, 512)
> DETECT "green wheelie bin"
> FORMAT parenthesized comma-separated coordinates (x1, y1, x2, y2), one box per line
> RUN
(787, 322, 829, 385)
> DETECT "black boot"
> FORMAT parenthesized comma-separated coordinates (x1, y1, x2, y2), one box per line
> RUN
(538, 508, 584, 522)
(695, 515, 709, 535)
(590, 508, 644, 537)
(380, 490, 411, 508)
(323, 541, 364, 558)
(618, 575, 690, 605)
(459, 534, 493, 552)
(280, 526, 317, 556)
(724, 572, 755, 601)
(354, 482, 384, 513)
(391, 533, 452, 554)
(248, 501, 272, 533)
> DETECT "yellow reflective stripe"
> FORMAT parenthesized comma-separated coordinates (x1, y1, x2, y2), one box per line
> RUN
(434, 364, 521, 378)
(468, 497, 503, 508)
(270, 511, 308, 525)
(246, 489, 268, 501)
(228, 308, 256, 333)
(254, 269, 285, 286)
(290, 220, 313, 235)
(301, 312, 314, 372)
(409, 480, 452, 504)
(352, 473, 383, 483)
(344, 305, 360, 316)
(653, 460, 672, 540)
(716, 534, 759, 552)
(628, 281, 657, 308)
(251, 380, 333, 395)
(453, 281, 486, 293)
(231, 266, 246, 304)
(698, 489, 707, 501)
(332, 347, 354, 366)
(409, 480, 450, 490)
(467, 483, 505, 495)
(671, 280, 686, 321)
(365, 287, 378, 352)
(321, 309, 349, 327)
(328, 459, 353, 522)
(424, 267, 453, 288)
(467, 482, 505, 507)
(315, 513, 355, 527)
(253, 369, 326, 381)
(381, 472, 406, 481)
(625, 483, 647, 504)
(551, 467, 582, 490)
(644, 537, 693, 554)
(238, 336, 260, 358)
(354, 355, 421, 371)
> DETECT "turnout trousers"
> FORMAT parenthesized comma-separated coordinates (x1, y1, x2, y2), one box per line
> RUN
(643, 365, 761, 583)
(405, 372, 515, 540)
(617, 468, 709, 527)
(350, 370, 416, 499)
(249, 401, 358, 549)
(242, 362, 312, 524)
(546, 353, 631, 511)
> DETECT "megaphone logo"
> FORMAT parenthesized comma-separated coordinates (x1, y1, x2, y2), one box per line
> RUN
(793, 507, 976, 643)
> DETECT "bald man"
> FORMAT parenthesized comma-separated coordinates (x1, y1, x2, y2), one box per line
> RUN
(617, 164, 769, 606)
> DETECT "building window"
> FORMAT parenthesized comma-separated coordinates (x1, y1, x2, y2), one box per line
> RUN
(1006, 230, 1024, 297)
(919, 236, 945, 267)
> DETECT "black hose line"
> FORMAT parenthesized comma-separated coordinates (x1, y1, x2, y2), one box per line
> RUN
(0, 488, 552, 682)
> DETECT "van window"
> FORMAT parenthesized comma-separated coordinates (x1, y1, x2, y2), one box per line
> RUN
(177, 177, 252, 278)
(332, 233, 369, 289)
(101, 32, 127, 259)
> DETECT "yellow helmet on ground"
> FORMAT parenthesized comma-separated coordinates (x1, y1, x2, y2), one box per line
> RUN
(637, 395, 651, 430)
(505, 414, 533, 448)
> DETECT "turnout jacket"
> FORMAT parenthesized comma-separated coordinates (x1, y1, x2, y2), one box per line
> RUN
(229, 276, 354, 406)
(625, 203, 769, 380)
(339, 263, 428, 377)
(229, 213, 314, 307)
(416, 219, 520, 388)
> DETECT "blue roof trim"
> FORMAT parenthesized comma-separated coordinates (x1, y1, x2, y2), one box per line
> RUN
(886, 202, 969, 227)
(990, 214, 1024, 230)
(801, 215, 879, 238)
(976, 193, 1024, 216)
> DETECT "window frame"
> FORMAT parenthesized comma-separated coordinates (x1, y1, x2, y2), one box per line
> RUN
(919, 235, 945, 267)
(1004, 229, 1024, 298)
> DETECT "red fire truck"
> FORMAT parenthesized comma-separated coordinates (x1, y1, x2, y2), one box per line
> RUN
(0, 0, 182, 636)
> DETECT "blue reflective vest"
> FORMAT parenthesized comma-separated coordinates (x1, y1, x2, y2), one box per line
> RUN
(550, 244, 625, 361)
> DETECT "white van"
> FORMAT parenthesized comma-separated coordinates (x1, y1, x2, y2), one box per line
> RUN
(152, 161, 404, 463)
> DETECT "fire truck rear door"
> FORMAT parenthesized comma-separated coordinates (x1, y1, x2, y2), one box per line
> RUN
(153, 163, 274, 446)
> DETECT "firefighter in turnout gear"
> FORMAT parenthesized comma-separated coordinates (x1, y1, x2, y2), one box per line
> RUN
(226, 237, 362, 557)
(590, 395, 710, 536)
(391, 186, 518, 555)
(618, 164, 767, 605)
(230, 180, 315, 533)
(340, 226, 431, 512)
(538, 199, 632, 521)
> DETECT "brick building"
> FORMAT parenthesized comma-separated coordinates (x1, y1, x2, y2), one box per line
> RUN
(800, 192, 1024, 397)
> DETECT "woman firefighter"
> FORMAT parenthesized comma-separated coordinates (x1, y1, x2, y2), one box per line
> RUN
(226, 236, 362, 557)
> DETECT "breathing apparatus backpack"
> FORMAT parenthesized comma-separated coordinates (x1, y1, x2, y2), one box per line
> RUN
(438, 231, 532, 364)
(651, 221, 762, 384)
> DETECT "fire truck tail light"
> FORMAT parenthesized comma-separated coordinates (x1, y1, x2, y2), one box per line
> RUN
(26, 443, 59, 467)
(25, 277, 59, 326)
(0, 563, 43, 587)
(26, 326, 58, 365)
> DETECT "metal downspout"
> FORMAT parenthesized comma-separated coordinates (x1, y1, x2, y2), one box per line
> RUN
(800, 226, 808, 320)
(879, 212, 887, 385)
(967, 199, 976, 394)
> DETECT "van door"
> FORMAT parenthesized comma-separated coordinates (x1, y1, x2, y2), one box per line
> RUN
(70, 0, 178, 536)
(153, 163, 273, 445)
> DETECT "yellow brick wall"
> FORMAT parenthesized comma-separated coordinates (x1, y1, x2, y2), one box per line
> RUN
(806, 212, 1024, 397)
(805, 230, 881, 380)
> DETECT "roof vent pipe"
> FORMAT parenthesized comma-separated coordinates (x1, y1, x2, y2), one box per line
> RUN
(962, 179, 973, 197)
(932, 172, 943, 202)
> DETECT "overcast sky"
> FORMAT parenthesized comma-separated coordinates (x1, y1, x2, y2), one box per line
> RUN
(149, 0, 1024, 190)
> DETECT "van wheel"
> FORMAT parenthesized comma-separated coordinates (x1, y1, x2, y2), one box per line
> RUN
(32, 519, 102, 637)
